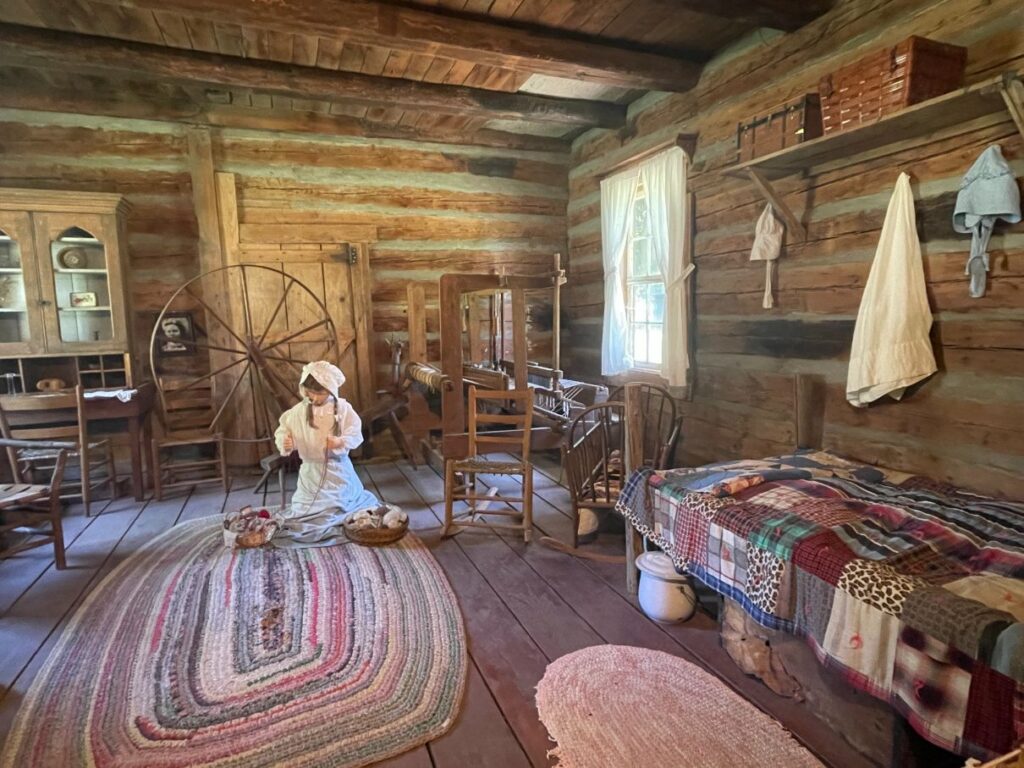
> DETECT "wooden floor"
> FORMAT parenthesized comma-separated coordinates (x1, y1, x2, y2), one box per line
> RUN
(0, 453, 873, 768)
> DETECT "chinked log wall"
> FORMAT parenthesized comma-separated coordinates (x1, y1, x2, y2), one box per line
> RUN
(0, 111, 567, 384)
(565, 0, 1024, 498)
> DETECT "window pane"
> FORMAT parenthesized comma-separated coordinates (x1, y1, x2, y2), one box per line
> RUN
(631, 238, 649, 278)
(633, 195, 649, 237)
(650, 282, 665, 323)
(649, 325, 663, 365)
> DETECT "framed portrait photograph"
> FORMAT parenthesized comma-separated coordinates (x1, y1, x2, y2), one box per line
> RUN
(157, 312, 196, 356)
(69, 291, 98, 308)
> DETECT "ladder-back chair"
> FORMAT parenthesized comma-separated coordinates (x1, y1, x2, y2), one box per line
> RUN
(607, 383, 681, 470)
(0, 386, 117, 516)
(562, 402, 625, 547)
(151, 376, 228, 500)
(443, 386, 534, 542)
(0, 439, 69, 569)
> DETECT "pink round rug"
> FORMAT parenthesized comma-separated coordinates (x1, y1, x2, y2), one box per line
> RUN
(536, 645, 823, 768)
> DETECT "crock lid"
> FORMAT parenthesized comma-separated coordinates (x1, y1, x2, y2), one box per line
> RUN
(636, 551, 688, 581)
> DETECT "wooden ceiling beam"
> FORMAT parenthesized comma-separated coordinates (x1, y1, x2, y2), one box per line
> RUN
(91, 0, 703, 91)
(0, 71, 572, 153)
(653, 0, 833, 32)
(0, 23, 625, 128)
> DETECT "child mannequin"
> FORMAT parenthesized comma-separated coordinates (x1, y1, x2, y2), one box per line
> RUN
(274, 360, 378, 515)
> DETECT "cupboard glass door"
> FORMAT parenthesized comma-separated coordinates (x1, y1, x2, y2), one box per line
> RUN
(34, 213, 124, 352)
(0, 211, 45, 356)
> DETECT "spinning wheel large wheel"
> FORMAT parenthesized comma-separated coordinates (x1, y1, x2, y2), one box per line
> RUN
(149, 264, 342, 448)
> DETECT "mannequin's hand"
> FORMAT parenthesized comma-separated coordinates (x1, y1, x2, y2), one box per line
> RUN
(282, 433, 295, 454)
(326, 435, 346, 451)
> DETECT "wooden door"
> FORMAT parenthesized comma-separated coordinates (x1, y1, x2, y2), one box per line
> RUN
(32, 212, 128, 354)
(236, 250, 369, 410)
(0, 210, 45, 356)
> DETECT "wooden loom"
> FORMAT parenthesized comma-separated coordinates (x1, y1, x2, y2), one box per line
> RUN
(401, 255, 568, 465)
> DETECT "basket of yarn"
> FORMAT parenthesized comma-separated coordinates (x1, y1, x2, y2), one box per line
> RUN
(343, 504, 408, 546)
(223, 505, 282, 549)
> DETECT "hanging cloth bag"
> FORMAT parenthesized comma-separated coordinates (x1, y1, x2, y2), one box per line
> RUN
(846, 172, 937, 407)
(749, 203, 784, 309)
(952, 144, 1021, 298)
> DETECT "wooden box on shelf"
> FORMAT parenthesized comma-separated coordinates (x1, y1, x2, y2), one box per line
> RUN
(0, 188, 132, 357)
(819, 36, 967, 135)
(737, 94, 823, 162)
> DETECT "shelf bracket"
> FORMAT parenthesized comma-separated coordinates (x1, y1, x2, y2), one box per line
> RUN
(746, 168, 807, 241)
(999, 73, 1024, 142)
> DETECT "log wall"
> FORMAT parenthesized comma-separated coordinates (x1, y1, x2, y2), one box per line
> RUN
(0, 109, 568, 386)
(565, 0, 1024, 498)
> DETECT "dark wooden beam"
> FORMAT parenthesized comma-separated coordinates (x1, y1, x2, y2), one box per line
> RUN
(653, 0, 834, 32)
(0, 23, 626, 128)
(94, 0, 703, 91)
(0, 69, 572, 153)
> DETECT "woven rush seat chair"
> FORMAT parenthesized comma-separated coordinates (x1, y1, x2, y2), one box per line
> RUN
(151, 377, 228, 501)
(0, 386, 117, 517)
(0, 439, 70, 569)
(443, 386, 534, 543)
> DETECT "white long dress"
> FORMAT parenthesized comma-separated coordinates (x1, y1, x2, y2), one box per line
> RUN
(274, 397, 379, 516)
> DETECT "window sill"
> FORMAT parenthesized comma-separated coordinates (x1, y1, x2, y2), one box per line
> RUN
(606, 369, 691, 401)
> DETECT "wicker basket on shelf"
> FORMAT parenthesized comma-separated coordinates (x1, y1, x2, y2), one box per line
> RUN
(819, 36, 966, 135)
(343, 505, 408, 547)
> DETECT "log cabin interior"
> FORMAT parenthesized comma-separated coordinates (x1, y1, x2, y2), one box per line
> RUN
(0, 0, 1022, 766)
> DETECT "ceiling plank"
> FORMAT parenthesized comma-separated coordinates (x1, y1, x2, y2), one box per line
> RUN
(0, 22, 625, 127)
(0, 66, 573, 152)
(89, 0, 703, 91)
(651, 0, 833, 32)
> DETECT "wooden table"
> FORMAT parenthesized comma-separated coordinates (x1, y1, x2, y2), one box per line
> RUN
(1, 382, 156, 501)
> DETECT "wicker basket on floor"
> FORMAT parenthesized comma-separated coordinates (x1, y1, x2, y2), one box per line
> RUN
(343, 505, 408, 546)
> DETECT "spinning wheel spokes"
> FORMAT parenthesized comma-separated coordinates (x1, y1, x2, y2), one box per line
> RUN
(150, 264, 341, 447)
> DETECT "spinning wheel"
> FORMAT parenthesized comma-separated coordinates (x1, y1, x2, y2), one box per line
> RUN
(149, 264, 342, 447)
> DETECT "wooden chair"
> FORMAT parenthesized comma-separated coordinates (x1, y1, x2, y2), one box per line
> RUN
(0, 439, 69, 569)
(151, 377, 228, 500)
(562, 402, 625, 547)
(0, 386, 118, 516)
(608, 383, 681, 470)
(443, 387, 534, 543)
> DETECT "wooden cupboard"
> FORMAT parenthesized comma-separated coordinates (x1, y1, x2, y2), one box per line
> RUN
(0, 188, 132, 358)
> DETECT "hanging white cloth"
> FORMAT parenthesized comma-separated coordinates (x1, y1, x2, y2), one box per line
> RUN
(846, 173, 937, 407)
(641, 146, 692, 386)
(600, 168, 638, 376)
(749, 203, 784, 309)
(953, 144, 1021, 298)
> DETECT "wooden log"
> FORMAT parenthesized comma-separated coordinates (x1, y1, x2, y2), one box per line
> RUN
(85, 0, 703, 91)
(0, 23, 625, 128)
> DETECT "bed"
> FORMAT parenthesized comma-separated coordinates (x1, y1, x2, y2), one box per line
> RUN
(616, 450, 1024, 760)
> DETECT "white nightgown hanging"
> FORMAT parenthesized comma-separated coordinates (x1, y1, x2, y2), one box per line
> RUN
(846, 173, 937, 407)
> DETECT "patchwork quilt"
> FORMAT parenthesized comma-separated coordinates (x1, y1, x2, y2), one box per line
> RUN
(616, 451, 1024, 759)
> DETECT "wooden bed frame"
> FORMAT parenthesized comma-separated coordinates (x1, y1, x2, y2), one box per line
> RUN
(619, 373, 973, 768)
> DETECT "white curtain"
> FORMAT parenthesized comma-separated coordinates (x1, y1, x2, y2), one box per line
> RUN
(641, 146, 691, 386)
(600, 168, 639, 376)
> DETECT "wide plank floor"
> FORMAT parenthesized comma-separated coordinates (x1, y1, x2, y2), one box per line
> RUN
(0, 454, 870, 768)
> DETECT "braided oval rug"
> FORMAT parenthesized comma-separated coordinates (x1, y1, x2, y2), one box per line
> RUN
(1, 519, 466, 768)
(536, 645, 824, 768)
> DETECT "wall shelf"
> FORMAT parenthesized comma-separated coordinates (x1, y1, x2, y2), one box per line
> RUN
(721, 71, 1024, 241)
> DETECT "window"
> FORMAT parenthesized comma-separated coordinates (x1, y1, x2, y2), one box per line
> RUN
(624, 182, 666, 369)
(600, 146, 690, 386)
